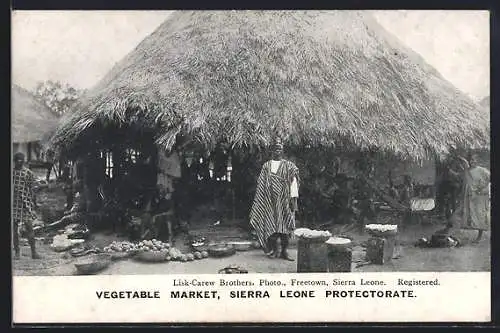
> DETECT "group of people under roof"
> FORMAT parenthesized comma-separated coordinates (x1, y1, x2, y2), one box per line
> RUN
(12, 135, 490, 260)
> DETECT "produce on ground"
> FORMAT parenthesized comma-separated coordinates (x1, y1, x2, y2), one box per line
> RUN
(294, 228, 332, 239)
(103, 240, 141, 253)
(137, 239, 171, 252)
(101, 239, 211, 263)
(365, 224, 398, 232)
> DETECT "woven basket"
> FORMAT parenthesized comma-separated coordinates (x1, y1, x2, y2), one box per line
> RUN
(110, 250, 138, 261)
(135, 250, 169, 262)
(74, 254, 112, 275)
(207, 244, 236, 258)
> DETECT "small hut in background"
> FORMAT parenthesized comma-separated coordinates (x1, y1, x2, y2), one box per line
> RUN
(50, 11, 490, 228)
(12, 84, 60, 179)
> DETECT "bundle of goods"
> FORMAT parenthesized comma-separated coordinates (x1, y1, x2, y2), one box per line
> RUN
(50, 234, 85, 252)
(294, 228, 332, 242)
(365, 224, 398, 237)
(103, 240, 140, 260)
(65, 224, 90, 240)
(414, 235, 460, 248)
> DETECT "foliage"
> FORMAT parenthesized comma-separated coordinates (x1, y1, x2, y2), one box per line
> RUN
(34, 80, 83, 116)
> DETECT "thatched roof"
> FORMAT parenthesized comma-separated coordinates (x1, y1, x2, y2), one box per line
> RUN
(12, 84, 60, 143)
(479, 96, 489, 109)
(51, 11, 490, 160)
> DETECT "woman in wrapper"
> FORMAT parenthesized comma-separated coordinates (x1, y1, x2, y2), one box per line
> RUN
(249, 138, 299, 261)
(447, 152, 490, 243)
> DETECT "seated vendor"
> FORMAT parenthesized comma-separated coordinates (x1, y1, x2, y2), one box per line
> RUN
(44, 185, 87, 232)
(138, 186, 175, 244)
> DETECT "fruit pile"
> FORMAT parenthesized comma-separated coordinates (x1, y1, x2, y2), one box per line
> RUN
(103, 241, 139, 253)
(365, 224, 398, 233)
(137, 239, 171, 252)
(167, 247, 209, 262)
(102, 239, 211, 263)
(294, 228, 332, 239)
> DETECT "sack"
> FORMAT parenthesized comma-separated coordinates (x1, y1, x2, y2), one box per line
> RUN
(50, 234, 84, 252)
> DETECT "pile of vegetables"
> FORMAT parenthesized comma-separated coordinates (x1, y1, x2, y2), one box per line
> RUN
(101, 239, 211, 263)
(137, 239, 170, 252)
(167, 247, 209, 262)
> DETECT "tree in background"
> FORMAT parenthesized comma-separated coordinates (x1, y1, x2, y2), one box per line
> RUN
(34, 80, 83, 116)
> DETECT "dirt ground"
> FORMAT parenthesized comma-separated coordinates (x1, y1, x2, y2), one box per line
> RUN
(13, 222, 490, 276)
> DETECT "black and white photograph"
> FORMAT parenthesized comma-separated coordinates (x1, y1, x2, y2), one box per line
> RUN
(12, 10, 490, 280)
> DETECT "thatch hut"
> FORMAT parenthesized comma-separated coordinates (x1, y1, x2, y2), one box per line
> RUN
(12, 84, 60, 165)
(50, 11, 490, 225)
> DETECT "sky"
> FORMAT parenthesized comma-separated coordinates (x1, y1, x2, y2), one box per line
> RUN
(12, 10, 490, 101)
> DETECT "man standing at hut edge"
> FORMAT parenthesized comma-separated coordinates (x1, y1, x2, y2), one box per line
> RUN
(12, 152, 41, 259)
(250, 138, 299, 261)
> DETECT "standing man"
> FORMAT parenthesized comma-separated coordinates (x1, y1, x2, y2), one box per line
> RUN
(157, 147, 183, 222)
(250, 138, 299, 261)
(12, 152, 41, 259)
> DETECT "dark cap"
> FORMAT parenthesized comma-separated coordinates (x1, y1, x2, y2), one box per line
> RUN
(14, 152, 25, 160)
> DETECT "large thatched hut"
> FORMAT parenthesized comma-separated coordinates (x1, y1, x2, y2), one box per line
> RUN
(50, 11, 490, 226)
(479, 96, 489, 109)
(12, 84, 59, 164)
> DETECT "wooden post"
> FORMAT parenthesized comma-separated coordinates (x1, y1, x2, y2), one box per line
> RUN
(27, 142, 32, 162)
(231, 186, 236, 222)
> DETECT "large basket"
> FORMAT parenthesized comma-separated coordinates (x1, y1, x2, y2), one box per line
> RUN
(207, 244, 236, 258)
(110, 250, 138, 261)
(74, 254, 112, 275)
(135, 250, 169, 262)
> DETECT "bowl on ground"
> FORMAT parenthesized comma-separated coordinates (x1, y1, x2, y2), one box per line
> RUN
(207, 243, 236, 258)
(110, 250, 138, 261)
(135, 249, 169, 262)
(74, 253, 112, 275)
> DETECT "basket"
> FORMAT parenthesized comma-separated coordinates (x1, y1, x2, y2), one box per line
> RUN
(110, 250, 138, 261)
(135, 249, 169, 262)
(191, 243, 209, 253)
(74, 253, 112, 275)
(207, 244, 236, 258)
